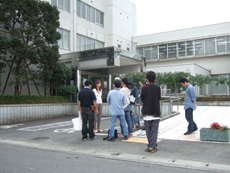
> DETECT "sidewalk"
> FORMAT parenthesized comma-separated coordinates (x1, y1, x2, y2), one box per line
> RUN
(121, 106, 230, 143)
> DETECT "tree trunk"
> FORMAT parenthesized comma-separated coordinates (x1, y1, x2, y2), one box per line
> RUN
(14, 85, 20, 95)
(2, 60, 14, 94)
(25, 64, 41, 96)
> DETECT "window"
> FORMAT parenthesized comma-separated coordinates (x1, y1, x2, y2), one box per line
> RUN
(137, 48, 143, 55)
(186, 41, 194, 56)
(52, 0, 70, 12)
(195, 40, 205, 55)
(76, 34, 104, 51)
(159, 44, 167, 59)
(77, 0, 81, 17)
(216, 37, 226, 53)
(178, 42, 186, 57)
(205, 38, 215, 55)
(87, 5, 91, 21)
(91, 8, 95, 23)
(77, 34, 81, 51)
(227, 36, 230, 52)
(82, 3, 86, 19)
(96, 10, 100, 24)
(58, 28, 70, 49)
(144, 47, 151, 60)
(168, 43, 177, 58)
(151, 46, 158, 59)
(76, 0, 104, 26)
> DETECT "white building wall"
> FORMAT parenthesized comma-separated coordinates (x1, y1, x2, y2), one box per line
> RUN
(134, 22, 230, 47)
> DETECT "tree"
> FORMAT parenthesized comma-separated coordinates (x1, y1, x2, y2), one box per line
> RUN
(0, 0, 60, 95)
(50, 63, 72, 96)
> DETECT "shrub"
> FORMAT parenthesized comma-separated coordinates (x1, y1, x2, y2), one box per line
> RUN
(0, 95, 70, 104)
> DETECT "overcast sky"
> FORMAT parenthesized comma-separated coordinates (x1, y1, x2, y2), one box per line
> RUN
(131, 0, 230, 36)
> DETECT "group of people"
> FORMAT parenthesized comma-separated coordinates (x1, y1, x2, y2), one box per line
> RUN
(78, 71, 198, 153)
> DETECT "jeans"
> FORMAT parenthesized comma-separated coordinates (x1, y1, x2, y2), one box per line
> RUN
(130, 104, 139, 126)
(121, 105, 133, 134)
(185, 108, 197, 133)
(82, 107, 95, 139)
(109, 114, 128, 138)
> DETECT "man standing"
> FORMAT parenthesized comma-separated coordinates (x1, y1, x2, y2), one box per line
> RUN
(180, 78, 198, 135)
(78, 80, 98, 141)
(141, 71, 161, 153)
(120, 78, 133, 136)
(107, 80, 129, 141)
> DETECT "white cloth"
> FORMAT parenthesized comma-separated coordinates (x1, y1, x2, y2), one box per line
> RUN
(92, 88, 103, 104)
(120, 87, 131, 108)
(143, 115, 160, 121)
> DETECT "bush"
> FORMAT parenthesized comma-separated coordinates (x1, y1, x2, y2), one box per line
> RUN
(59, 85, 78, 96)
(0, 95, 70, 104)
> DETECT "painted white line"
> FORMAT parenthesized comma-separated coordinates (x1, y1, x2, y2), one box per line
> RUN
(0, 124, 24, 129)
(18, 121, 72, 131)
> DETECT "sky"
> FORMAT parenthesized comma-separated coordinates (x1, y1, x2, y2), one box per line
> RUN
(131, 0, 230, 36)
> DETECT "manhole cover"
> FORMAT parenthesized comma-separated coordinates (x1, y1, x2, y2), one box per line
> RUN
(32, 137, 50, 140)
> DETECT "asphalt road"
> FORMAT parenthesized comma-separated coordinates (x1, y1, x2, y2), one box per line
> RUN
(0, 115, 230, 172)
(0, 144, 215, 173)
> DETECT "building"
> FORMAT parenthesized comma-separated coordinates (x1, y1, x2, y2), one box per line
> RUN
(1, 0, 230, 97)
(134, 22, 230, 96)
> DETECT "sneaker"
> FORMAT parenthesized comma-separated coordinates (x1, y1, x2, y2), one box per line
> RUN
(145, 148, 150, 152)
(89, 138, 94, 141)
(128, 133, 133, 136)
(118, 134, 124, 137)
(149, 147, 158, 153)
(124, 136, 129, 140)
(108, 138, 115, 142)
(82, 138, 87, 141)
(184, 131, 192, 135)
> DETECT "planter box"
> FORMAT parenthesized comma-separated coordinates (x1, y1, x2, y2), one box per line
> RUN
(200, 128, 230, 142)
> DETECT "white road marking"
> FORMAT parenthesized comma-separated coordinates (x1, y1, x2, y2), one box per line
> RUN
(18, 121, 72, 131)
(0, 124, 24, 129)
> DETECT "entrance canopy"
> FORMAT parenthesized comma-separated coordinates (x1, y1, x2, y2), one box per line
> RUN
(60, 47, 145, 74)
(59, 47, 145, 91)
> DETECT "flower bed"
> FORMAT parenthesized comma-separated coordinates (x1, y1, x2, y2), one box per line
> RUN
(200, 122, 230, 142)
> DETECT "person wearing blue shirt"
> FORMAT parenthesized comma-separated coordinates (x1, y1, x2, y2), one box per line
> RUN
(107, 80, 129, 141)
(180, 78, 198, 135)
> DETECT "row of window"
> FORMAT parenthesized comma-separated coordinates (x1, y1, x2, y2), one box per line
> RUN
(51, 0, 70, 12)
(76, 34, 104, 51)
(51, 0, 104, 27)
(57, 29, 104, 51)
(137, 36, 230, 60)
(77, 0, 104, 26)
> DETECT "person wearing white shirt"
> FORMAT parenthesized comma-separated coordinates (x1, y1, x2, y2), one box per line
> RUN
(92, 80, 103, 133)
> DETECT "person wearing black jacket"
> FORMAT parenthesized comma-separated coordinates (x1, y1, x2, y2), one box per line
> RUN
(141, 71, 161, 153)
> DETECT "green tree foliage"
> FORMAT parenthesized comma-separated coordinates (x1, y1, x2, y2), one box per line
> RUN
(50, 63, 72, 96)
(59, 85, 77, 96)
(0, 0, 60, 95)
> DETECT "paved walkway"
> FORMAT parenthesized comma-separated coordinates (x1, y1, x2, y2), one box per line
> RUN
(129, 106, 230, 143)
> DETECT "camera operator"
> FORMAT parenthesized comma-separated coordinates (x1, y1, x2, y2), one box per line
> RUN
(128, 77, 140, 129)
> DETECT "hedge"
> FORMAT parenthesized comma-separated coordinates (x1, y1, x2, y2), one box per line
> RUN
(0, 95, 70, 104)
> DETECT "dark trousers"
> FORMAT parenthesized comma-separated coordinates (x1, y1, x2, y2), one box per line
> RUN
(144, 119, 159, 148)
(185, 108, 197, 133)
(82, 107, 95, 139)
